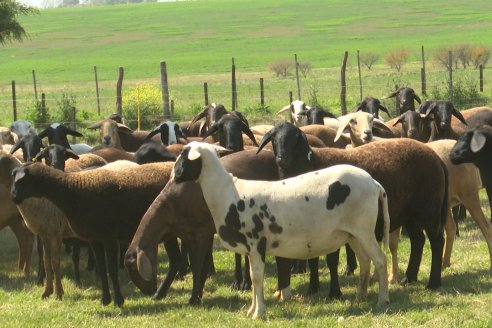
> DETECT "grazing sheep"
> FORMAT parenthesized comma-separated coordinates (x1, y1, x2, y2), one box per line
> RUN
(417, 100, 467, 140)
(276, 100, 311, 126)
(173, 142, 390, 318)
(10, 120, 36, 139)
(10, 161, 174, 306)
(354, 97, 391, 119)
(257, 122, 448, 291)
(381, 87, 422, 114)
(125, 149, 281, 304)
(450, 125, 492, 224)
(37, 123, 92, 155)
(297, 106, 337, 125)
(0, 127, 18, 145)
(88, 119, 160, 151)
(146, 121, 188, 145)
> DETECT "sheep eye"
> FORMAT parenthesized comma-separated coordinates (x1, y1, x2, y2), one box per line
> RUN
(350, 119, 356, 124)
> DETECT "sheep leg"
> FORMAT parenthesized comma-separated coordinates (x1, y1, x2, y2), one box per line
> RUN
(344, 243, 358, 276)
(206, 247, 215, 277)
(187, 236, 211, 305)
(274, 257, 292, 301)
(105, 242, 124, 307)
(425, 226, 444, 290)
(291, 259, 307, 274)
(442, 208, 455, 270)
(352, 234, 389, 306)
(36, 235, 45, 285)
(231, 253, 243, 290)
(154, 238, 181, 300)
(485, 186, 492, 223)
(461, 192, 492, 271)
(247, 253, 266, 318)
(50, 236, 64, 300)
(241, 256, 251, 290)
(198, 236, 214, 299)
(402, 222, 425, 285)
(347, 239, 370, 302)
(119, 243, 128, 270)
(178, 241, 190, 280)
(70, 240, 82, 285)
(86, 246, 95, 271)
(326, 249, 342, 299)
(92, 243, 111, 306)
(41, 237, 54, 299)
(8, 217, 34, 279)
(306, 257, 320, 295)
(388, 229, 400, 284)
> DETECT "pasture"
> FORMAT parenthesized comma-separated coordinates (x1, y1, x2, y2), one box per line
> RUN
(0, 215, 491, 327)
(1, 0, 492, 128)
(1, 0, 492, 327)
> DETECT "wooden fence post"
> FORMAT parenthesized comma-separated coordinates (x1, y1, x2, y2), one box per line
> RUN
(480, 65, 484, 92)
(116, 66, 124, 117)
(448, 51, 453, 101)
(421, 45, 427, 96)
(288, 91, 293, 123)
(160, 61, 171, 120)
(232, 58, 237, 111)
(357, 50, 362, 101)
(394, 84, 400, 115)
(340, 51, 348, 115)
(71, 106, 77, 143)
(260, 78, 264, 106)
(171, 99, 175, 118)
(32, 70, 38, 101)
(294, 54, 301, 100)
(203, 82, 209, 106)
(41, 93, 46, 122)
(11, 81, 17, 121)
(94, 66, 101, 116)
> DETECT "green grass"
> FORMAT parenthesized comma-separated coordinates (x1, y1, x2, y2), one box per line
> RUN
(1, 210, 492, 327)
(2, 190, 492, 327)
(0, 0, 492, 128)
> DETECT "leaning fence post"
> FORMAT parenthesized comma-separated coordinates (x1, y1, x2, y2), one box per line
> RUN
(480, 65, 484, 92)
(340, 51, 348, 115)
(448, 51, 453, 101)
(32, 70, 38, 101)
(260, 78, 264, 106)
(294, 54, 301, 100)
(421, 45, 427, 96)
(41, 93, 46, 122)
(231, 58, 237, 111)
(160, 61, 171, 120)
(94, 66, 101, 116)
(357, 50, 362, 101)
(203, 82, 209, 106)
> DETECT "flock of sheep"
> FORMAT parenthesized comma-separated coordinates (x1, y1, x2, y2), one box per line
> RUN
(1, 86, 492, 318)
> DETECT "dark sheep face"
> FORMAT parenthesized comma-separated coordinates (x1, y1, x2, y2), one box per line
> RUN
(450, 126, 491, 165)
(219, 118, 245, 151)
(11, 166, 30, 204)
(399, 88, 418, 111)
(124, 246, 157, 296)
(173, 147, 202, 183)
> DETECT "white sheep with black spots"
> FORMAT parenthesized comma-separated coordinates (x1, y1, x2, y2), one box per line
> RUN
(173, 142, 390, 318)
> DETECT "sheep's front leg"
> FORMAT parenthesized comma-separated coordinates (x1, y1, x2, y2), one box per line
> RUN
(247, 253, 266, 319)
(92, 243, 111, 305)
(348, 239, 370, 302)
(105, 242, 124, 307)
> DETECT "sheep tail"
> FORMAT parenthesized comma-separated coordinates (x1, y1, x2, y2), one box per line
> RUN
(377, 181, 390, 249)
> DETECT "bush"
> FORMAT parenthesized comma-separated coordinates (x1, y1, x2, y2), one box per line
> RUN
(385, 48, 410, 72)
(470, 44, 491, 68)
(359, 52, 380, 70)
(268, 59, 293, 78)
(25, 100, 51, 127)
(297, 61, 312, 77)
(429, 76, 488, 110)
(122, 85, 164, 130)
(54, 93, 77, 124)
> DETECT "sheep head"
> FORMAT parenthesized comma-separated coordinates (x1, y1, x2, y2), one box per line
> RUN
(335, 112, 374, 146)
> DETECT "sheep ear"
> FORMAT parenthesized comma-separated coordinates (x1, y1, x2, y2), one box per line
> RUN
(381, 89, 401, 99)
(146, 127, 161, 140)
(65, 149, 80, 160)
(470, 130, 486, 153)
(451, 106, 467, 125)
(203, 122, 219, 140)
(240, 121, 259, 147)
(87, 121, 103, 130)
(13, 169, 26, 182)
(137, 250, 153, 282)
(334, 116, 352, 142)
(379, 104, 391, 117)
(189, 109, 207, 126)
(414, 94, 422, 104)
(423, 103, 436, 118)
(322, 109, 337, 119)
(33, 148, 48, 162)
(10, 139, 23, 155)
(392, 117, 404, 127)
(187, 147, 201, 160)
(256, 128, 275, 154)
(64, 126, 84, 137)
(117, 123, 134, 134)
(276, 104, 292, 116)
(38, 128, 50, 139)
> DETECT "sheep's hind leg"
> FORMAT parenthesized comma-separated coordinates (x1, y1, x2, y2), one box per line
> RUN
(106, 242, 124, 307)
(326, 249, 342, 299)
(347, 239, 370, 303)
(153, 238, 181, 300)
(92, 243, 111, 306)
(247, 253, 266, 318)
(442, 208, 455, 270)
(50, 236, 64, 300)
(401, 222, 425, 285)
(41, 238, 54, 299)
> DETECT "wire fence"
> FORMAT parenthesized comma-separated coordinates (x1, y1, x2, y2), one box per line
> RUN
(0, 56, 490, 130)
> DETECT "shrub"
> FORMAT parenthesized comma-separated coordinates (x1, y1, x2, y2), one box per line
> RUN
(25, 100, 51, 127)
(122, 85, 164, 130)
(429, 76, 488, 110)
(297, 61, 312, 77)
(470, 44, 491, 68)
(385, 48, 410, 72)
(268, 59, 293, 78)
(359, 52, 380, 70)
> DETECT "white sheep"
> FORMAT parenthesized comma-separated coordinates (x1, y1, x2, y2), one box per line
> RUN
(173, 142, 390, 318)
(276, 100, 310, 126)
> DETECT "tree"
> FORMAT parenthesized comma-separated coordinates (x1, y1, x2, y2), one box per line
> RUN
(384, 48, 410, 72)
(297, 61, 312, 77)
(433, 47, 452, 70)
(470, 44, 491, 68)
(268, 59, 293, 78)
(359, 52, 380, 70)
(0, 0, 38, 45)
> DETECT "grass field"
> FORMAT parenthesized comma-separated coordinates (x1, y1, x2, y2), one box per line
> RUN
(0, 214, 491, 327)
(0, 0, 492, 128)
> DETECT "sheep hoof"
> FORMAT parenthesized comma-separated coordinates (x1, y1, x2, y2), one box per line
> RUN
(241, 279, 251, 291)
(115, 297, 124, 308)
(101, 295, 112, 306)
(426, 281, 441, 290)
(188, 296, 202, 306)
(41, 291, 52, 299)
(328, 289, 342, 299)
